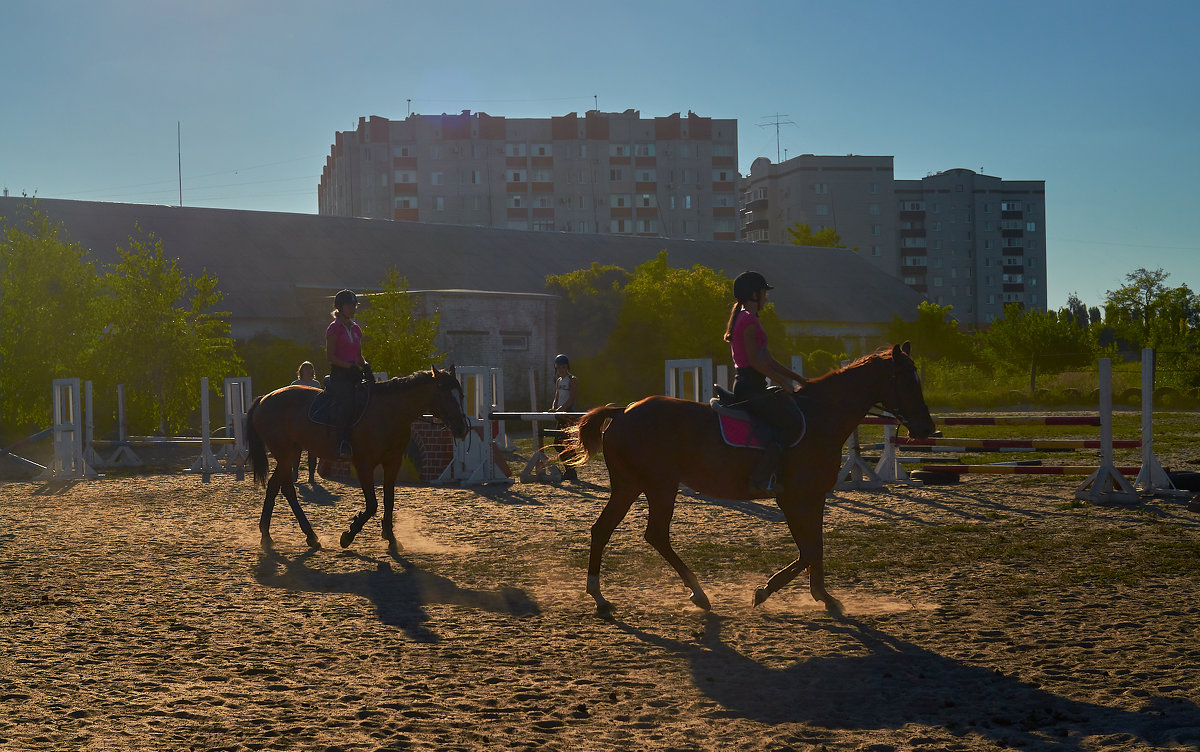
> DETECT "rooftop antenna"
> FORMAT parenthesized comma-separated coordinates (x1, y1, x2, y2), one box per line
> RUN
(407, 99, 411, 117)
(594, 94, 598, 110)
(177, 121, 182, 206)
(757, 113, 795, 163)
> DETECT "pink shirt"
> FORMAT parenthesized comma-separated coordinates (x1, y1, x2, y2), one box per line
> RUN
(326, 318, 363, 365)
(730, 309, 766, 369)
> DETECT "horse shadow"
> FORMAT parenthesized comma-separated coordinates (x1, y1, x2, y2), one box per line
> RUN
(254, 549, 540, 643)
(295, 482, 339, 506)
(614, 613, 1200, 749)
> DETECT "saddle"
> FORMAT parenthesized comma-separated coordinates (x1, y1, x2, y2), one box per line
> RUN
(710, 384, 805, 450)
(307, 378, 371, 428)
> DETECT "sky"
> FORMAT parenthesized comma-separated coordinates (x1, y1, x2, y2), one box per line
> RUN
(3, 0, 1197, 312)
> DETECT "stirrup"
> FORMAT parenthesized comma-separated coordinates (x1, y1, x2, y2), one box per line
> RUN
(336, 440, 353, 458)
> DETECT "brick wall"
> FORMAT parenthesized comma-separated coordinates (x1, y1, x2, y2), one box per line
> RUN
(411, 421, 455, 483)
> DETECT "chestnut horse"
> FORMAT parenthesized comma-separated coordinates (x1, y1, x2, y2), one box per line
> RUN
(564, 342, 936, 615)
(246, 367, 469, 550)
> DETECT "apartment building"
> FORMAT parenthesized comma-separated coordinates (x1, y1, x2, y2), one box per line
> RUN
(740, 154, 898, 278)
(318, 110, 740, 240)
(742, 157, 1046, 328)
(895, 169, 1046, 326)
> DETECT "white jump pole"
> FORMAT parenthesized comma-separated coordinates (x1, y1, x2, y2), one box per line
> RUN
(1134, 348, 1185, 496)
(105, 384, 143, 467)
(1075, 358, 1138, 504)
(39, 378, 99, 480)
(187, 377, 223, 479)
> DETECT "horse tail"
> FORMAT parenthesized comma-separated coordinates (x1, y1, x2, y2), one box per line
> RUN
(245, 395, 269, 487)
(564, 405, 626, 464)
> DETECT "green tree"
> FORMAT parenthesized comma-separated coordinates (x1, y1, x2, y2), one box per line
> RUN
(96, 228, 240, 434)
(356, 266, 442, 377)
(578, 251, 789, 402)
(545, 262, 629, 361)
(0, 204, 106, 434)
(979, 303, 1094, 393)
(1102, 267, 1199, 352)
(884, 301, 976, 364)
(785, 222, 848, 248)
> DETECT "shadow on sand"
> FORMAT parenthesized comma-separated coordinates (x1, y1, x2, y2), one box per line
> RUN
(254, 548, 540, 643)
(615, 613, 1200, 749)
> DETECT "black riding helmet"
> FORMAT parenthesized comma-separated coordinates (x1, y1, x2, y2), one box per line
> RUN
(554, 353, 570, 367)
(733, 271, 773, 302)
(334, 289, 357, 309)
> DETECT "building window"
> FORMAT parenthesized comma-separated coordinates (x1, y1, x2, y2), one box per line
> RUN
(505, 143, 527, 157)
(1001, 201, 1023, 211)
(429, 146, 442, 159)
(394, 196, 418, 209)
(609, 168, 623, 181)
(872, 224, 881, 236)
(532, 219, 554, 231)
(639, 194, 656, 208)
(507, 194, 523, 208)
(533, 143, 552, 157)
(638, 169, 656, 182)
(509, 170, 526, 182)
(712, 170, 731, 182)
(634, 144, 655, 157)
(684, 195, 692, 209)
(815, 204, 829, 216)
(1026, 222, 1038, 232)
(500, 333, 530, 351)
(610, 144, 630, 157)
(536, 195, 552, 208)
(869, 204, 880, 215)
(612, 194, 630, 208)
(431, 172, 443, 186)
(870, 183, 879, 194)
(471, 170, 483, 185)
(610, 218, 629, 233)
(637, 219, 657, 233)
(814, 183, 829, 194)
(872, 246, 882, 256)
(393, 145, 412, 158)
(395, 170, 416, 183)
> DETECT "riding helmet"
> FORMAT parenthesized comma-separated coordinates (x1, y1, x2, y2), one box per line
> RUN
(733, 271, 773, 302)
(334, 289, 357, 309)
(554, 353, 570, 367)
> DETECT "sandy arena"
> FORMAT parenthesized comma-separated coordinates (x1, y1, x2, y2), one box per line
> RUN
(3, 452, 1200, 751)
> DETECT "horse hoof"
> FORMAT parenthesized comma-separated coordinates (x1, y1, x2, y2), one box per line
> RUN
(823, 596, 845, 616)
(339, 531, 354, 548)
(689, 590, 712, 611)
(753, 586, 771, 607)
(594, 600, 615, 619)
(307, 536, 321, 549)
(260, 535, 273, 550)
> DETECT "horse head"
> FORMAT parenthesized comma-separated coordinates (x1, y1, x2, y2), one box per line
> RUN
(881, 341, 937, 439)
(431, 365, 470, 439)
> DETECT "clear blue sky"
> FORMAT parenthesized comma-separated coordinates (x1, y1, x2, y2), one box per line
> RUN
(4, 0, 1197, 312)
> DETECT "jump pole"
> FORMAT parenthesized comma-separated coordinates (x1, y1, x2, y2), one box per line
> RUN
(104, 384, 144, 467)
(186, 377, 223, 480)
(38, 378, 99, 480)
(1134, 348, 1186, 497)
(1074, 358, 1138, 504)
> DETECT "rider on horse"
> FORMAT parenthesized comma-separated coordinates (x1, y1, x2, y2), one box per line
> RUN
(326, 289, 372, 457)
(723, 271, 807, 491)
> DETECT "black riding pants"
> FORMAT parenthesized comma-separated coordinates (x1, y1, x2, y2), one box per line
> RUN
(733, 368, 804, 447)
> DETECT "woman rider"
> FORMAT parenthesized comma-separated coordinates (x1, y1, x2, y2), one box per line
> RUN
(326, 289, 371, 457)
(723, 271, 807, 491)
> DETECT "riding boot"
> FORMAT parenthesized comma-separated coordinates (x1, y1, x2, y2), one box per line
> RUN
(749, 442, 783, 492)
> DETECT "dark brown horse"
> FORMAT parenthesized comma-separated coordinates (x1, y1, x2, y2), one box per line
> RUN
(565, 342, 936, 615)
(246, 367, 469, 550)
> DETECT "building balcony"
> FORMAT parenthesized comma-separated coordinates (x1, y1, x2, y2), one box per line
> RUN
(900, 210, 926, 221)
(1001, 229, 1024, 238)
(742, 218, 769, 233)
(1003, 283, 1025, 293)
(743, 196, 767, 212)
(1002, 210, 1023, 220)
(900, 228, 926, 238)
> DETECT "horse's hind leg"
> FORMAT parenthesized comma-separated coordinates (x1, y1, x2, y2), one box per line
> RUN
(643, 488, 710, 611)
(276, 456, 320, 549)
(587, 477, 639, 616)
(340, 461, 378, 548)
(259, 475, 281, 547)
(380, 460, 402, 552)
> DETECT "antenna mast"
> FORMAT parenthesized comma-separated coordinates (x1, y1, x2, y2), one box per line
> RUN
(757, 113, 795, 163)
(177, 121, 183, 206)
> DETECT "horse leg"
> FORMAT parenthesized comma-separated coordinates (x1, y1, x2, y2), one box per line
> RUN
(380, 460, 402, 552)
(259, 472, 281, 547)
(759, 495, 842, 614)
(586, 478, 639, 616)
(340, 461, 378, 548)
(643, 489, 711, 611)
(280, 465, 321, 549)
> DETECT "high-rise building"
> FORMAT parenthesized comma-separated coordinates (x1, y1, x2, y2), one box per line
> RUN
(319, 110, 739, 240)
(895, 169, 1046, 327)
(742, 157, 1046, 328)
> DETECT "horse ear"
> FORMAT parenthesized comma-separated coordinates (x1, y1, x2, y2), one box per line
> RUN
(899, 340, 912, 356)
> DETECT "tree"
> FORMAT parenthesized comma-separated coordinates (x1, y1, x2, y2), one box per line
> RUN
(356, 266, 442, 377)
(96, 228, 240, 434)
(545, 262, 629, 361)
(576, 251, 790, 403)
(979, 304, 1094, 393)
(785, 222, 848, 248)
(1102, 267, 1199, 353)
(0, 204, 106, 435)
(884, 301, 976, 364)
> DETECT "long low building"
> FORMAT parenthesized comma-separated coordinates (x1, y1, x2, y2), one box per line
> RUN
(0, 197, 928, 399)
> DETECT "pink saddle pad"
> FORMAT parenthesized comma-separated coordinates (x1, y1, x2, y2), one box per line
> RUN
(717, 411, 805, 449)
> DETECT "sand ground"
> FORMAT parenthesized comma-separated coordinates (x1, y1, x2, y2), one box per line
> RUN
(3, 450, 1200, 751)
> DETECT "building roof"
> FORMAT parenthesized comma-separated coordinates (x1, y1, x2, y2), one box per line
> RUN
(0, 197, 926, 336)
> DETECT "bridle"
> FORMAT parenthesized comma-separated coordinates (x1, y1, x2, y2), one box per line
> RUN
(866, 354, 918, 430)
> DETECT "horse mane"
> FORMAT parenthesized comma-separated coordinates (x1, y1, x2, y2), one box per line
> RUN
(807, 345, 895, 384)
(372, 369, 437, 394)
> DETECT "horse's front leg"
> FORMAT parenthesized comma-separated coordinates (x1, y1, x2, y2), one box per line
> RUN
(643, 489, 711, 611)
(340, 461, 378, 548)
(380, 459, 402, 552)
(757, 491, 842, 614)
